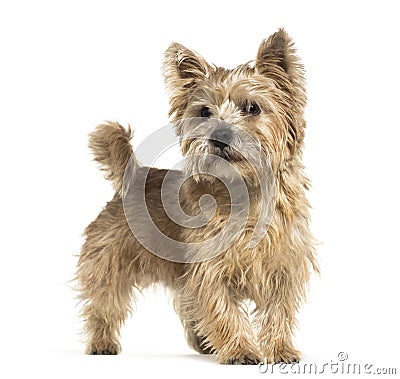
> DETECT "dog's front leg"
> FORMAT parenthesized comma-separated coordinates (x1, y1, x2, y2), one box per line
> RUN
(254, 267, 302, 364)
(181, 271, 262, 364)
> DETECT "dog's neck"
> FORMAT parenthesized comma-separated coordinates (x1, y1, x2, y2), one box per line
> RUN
(177, 174, 274, 255)
(181, 175, 266, 218)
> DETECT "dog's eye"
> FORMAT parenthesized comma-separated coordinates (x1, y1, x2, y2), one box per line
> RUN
(200, 107, 212, 118)
(242, 102, 261, 116)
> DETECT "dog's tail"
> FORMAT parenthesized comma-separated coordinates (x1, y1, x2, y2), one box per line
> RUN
(88, 121, 136, 196)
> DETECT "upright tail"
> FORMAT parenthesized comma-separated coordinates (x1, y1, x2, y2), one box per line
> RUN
(88, 121, 135, 196)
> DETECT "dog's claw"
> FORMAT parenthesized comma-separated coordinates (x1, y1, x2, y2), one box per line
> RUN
(226, 356, 261, 365)
(242, 357, 261, 365)
(276, 357, 300, 364)
(90, 349, 117, 355)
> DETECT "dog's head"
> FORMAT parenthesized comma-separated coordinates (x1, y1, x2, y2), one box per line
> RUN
(163, 29, 306, 185)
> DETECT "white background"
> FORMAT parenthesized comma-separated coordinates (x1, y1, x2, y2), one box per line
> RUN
(1, 0, 399, 378)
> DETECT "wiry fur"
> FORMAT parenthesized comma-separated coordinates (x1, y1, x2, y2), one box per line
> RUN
(88, 122, 134, 196)
(76, 29, 318, 364)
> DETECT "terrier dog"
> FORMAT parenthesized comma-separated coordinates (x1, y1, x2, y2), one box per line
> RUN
(76, 29, 318, 364)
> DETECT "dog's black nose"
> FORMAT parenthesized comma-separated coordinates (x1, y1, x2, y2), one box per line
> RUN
(210, 128, 233, 149)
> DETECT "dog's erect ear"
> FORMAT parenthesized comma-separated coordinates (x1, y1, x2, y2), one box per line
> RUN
(163, 43, 212, 120)
(256, 29, 306, 152)
(164, 42, 211, 81)
(255, 29, 305, 98)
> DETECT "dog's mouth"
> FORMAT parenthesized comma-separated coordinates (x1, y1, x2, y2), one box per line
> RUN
(208, 143, 243, 162)
(207, 127, 243, 162)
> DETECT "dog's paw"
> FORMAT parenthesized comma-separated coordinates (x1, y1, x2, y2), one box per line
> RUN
(222, 351, 262, 365)
(225, 356, 262, 365)
(188, 333, 214, 355)
(87, 341, 120, 355)
(263, 347, 301, 364)
(198, 345, 214, 355)
(91, 349, 118, 355)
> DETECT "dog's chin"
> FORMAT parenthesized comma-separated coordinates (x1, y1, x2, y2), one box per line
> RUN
(184, 151, 245, 184)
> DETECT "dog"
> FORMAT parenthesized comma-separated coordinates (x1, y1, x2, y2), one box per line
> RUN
(76, 28, 318, 364)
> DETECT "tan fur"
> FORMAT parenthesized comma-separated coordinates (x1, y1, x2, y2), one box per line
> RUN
(76, 29, 318, 364)
(88, 122, 134, 196)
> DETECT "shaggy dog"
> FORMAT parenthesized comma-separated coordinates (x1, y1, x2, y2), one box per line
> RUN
(76, 29, 318, 364)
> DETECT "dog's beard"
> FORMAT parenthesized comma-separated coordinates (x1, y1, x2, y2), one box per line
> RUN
(179, 118, 265, 183)
(180, 134, 277, 254)
(182, 137, 267, 186)
(183, 143, 245, 183)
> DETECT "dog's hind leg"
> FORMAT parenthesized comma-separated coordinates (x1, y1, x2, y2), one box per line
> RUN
(75, 198, 144, 355)
(77, 232, 136, 354)
(76, 199, 185, 355)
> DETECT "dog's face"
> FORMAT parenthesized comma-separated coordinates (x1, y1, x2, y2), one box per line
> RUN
(163, 29, 306, 185)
